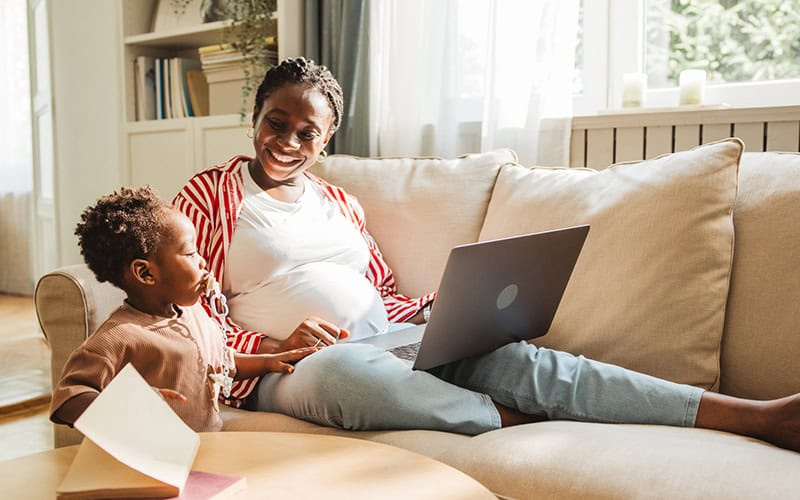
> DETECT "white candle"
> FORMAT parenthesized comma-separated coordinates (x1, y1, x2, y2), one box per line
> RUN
(679, 69, 706, 105)
(622, 73, 647, 108)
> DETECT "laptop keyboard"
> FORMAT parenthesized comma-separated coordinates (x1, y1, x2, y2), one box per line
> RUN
(387, 341, 421, 361)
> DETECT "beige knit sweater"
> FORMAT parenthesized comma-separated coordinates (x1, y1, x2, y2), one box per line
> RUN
(50, 301, 233, 432)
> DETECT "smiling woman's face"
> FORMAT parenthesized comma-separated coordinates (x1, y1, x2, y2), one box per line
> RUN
(251, 83, 334, 185)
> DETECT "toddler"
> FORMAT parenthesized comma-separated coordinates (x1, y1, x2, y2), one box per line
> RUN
(50, 186, 318, 431)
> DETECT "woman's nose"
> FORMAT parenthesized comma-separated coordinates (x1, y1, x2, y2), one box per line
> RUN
(277, 132, 300, 149)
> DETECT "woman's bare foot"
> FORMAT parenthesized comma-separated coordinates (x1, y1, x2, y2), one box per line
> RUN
(695, 391, 800, 452)
(759, 393, 800, 452)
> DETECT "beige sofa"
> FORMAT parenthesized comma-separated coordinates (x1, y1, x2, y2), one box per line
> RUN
(36, 139, 800, 499)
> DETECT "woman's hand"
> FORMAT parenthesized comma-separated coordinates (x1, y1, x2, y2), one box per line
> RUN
(279, 317, 351, 350)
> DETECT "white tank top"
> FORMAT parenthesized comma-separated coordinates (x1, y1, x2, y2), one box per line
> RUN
(224, 167, 389, 340)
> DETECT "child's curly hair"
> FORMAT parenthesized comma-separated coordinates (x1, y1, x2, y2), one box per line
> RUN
(74, 186, 171, 289)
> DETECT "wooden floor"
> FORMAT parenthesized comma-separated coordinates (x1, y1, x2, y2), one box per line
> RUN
(0, 294, 54, 461)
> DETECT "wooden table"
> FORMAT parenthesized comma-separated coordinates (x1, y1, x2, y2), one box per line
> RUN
(0, 431, 496, 499)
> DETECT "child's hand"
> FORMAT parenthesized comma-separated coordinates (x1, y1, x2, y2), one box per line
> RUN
(263, 346, 320, 374)
(155, 388, 187, 402)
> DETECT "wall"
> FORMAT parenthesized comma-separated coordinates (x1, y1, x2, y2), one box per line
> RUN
(49, 0, 122, 266)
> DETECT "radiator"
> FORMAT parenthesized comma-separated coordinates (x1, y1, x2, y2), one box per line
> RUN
(570, 105, 800, 169)
(0, 190, 34, 295)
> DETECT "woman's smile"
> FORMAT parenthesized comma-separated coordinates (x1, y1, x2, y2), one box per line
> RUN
(265, 147, 304, 169)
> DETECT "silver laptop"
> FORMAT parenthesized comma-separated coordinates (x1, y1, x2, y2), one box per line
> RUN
(354, 225, 590, 370)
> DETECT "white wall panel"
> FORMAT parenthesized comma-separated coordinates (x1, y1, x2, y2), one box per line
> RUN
(766, 121, 800, 152)
(614, 127, 644, 163)
(645, 126, 672, 159)
(586, 128, 614, 169)
(733, 122, 764, 152)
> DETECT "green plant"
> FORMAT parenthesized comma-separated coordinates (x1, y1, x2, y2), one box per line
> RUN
(220, 0, 278, 117)
(645, 0, 800, 87)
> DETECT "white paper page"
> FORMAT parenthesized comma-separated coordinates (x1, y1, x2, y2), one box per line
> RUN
(74, 363, 200, 489)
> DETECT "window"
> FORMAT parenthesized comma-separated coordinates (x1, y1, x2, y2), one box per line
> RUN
(573, 0, 800, 114)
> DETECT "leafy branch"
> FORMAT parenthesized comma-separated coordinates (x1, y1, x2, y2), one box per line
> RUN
(223, 0, 278, 118)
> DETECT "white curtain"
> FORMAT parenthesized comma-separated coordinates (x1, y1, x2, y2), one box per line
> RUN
(370, 0, 579, 166)
(0, 0, 34, 294)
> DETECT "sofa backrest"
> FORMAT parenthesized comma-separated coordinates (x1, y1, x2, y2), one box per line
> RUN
(720, 152, 800, 399)
(35, 264, 125, 447)
(310, 150, 515, 297)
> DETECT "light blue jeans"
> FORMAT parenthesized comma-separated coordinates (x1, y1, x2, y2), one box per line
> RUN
(246, 341, 703, 436)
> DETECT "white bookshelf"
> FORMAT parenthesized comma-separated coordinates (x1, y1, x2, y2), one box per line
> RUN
(118, 0, 305, 198)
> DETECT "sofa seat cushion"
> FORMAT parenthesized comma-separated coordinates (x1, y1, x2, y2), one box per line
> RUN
(219, 407, 470, 462)
(221, 408, 800, 499)
(721, 152, 800, 399)
(441, 421, 800, 499)
(478, 139, 743, 389)
(309, 150, 515, 297)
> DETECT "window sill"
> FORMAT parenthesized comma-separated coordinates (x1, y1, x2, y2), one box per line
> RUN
(572, 104, 800, 129)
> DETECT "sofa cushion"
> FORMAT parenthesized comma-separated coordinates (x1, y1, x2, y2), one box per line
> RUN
(478, 139, 742, 389)
(220, 406, 471, 462)
(441, 421, 800, 499)
(720, 152, 800, 399)
(310, 150, 515, 298)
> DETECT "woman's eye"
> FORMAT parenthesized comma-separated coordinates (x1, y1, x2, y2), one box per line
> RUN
(268, 119, 283, 131)
(300, 131, 318, 141)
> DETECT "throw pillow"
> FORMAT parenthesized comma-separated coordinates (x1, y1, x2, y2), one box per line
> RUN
(478, 138, 743, 389)
(720, 152, 800, 399)
(310, 150, 516, 298)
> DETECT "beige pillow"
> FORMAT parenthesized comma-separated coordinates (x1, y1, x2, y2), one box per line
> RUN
(478, 139, 743, 389)
(720, 152, 800, 399)
(310, 150, 516, 298)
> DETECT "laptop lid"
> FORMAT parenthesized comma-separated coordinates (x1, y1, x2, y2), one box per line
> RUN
(412, 225, 589, 370)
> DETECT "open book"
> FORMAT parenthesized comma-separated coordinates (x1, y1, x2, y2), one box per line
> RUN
(57, 363, 245, 499)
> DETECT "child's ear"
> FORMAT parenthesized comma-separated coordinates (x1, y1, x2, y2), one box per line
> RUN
(130, 259, 155, 285)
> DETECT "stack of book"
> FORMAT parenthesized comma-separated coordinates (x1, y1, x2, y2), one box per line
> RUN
(134, 56, 209, 121)
(199, 39, 278, 115)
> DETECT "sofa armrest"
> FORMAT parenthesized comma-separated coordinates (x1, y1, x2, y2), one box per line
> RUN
(34, 264, 125, 447)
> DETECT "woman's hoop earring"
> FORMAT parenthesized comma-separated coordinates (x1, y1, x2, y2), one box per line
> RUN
(246, 127, 254, 139)
(318, 150, 328, 162)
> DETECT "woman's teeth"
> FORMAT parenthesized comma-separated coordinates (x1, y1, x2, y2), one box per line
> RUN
(270, 150, 301, 165)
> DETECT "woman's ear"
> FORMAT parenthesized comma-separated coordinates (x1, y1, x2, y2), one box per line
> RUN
(130, 259, 155, 285)
(323, 128, 335, 147)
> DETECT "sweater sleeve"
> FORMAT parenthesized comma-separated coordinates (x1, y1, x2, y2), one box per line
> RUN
(50, 345, 119, 425)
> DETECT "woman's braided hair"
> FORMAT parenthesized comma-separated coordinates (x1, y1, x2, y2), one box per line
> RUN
(74, 186, 171, 289)
(253, 57, 344, 133)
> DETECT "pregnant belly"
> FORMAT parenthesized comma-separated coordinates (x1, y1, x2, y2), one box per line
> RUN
(226, 262, 389, 340)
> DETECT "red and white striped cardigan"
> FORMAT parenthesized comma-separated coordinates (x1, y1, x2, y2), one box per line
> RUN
(173, 156, 436, 404)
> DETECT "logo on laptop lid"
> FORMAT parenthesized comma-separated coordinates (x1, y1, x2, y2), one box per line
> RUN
(496, 284, 518, 310)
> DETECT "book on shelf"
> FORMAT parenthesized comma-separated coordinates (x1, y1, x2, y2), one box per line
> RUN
(56, 364, 246, 499)
(186, 69, 209, 117)
(134, 56, 156, 121)
(147, 57, 205, 120)
(170, 58, 185, 118)
(198, 39, 278, 71)
(154, 58, 162, 120)
(179, 58, 203, 118)
(164, 57, 173, 119)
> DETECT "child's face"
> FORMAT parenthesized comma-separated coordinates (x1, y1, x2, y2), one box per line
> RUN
(150, 209, 208, 307)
